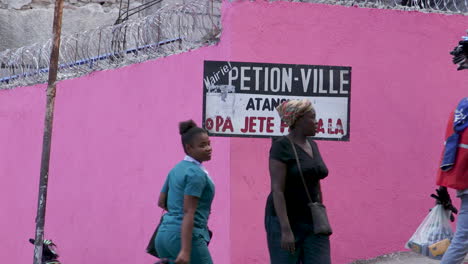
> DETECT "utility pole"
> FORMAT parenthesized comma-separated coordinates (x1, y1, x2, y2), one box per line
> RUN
(33, 0, 64, 263)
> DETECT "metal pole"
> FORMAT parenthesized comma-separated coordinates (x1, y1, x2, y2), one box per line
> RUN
(33, 0, 64, 263)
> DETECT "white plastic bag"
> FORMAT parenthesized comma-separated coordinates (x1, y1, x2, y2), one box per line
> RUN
(406, 204, 454, 260)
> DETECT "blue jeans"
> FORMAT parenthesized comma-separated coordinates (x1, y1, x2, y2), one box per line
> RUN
(265, 215, 331, 264)
(154, 230, 213, 264)
(441, 194, 468, 264)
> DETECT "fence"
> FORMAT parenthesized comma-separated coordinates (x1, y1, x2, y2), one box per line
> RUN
(0, 0, 466, 89)
(0, 0, 221, 89)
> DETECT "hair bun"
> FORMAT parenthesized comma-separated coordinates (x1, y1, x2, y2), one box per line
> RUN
(179, 120, 198, 135)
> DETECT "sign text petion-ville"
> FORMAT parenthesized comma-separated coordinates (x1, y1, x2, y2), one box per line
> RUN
(202, 61, 351, 141)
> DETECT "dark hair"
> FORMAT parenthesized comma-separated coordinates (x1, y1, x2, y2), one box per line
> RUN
(179, 120, 207, 154)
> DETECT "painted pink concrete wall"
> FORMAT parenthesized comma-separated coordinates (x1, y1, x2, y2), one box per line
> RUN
(2, 1, 468, 264)
(225, 1, 468, 264)
(0, 48, 232, 264)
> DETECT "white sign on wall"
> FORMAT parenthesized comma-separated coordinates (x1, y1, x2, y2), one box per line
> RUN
(202, 61, 351, 141)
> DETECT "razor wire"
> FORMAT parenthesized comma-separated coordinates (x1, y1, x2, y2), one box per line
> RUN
(0, 0, 221, 89)
(1, 0, 466, 90)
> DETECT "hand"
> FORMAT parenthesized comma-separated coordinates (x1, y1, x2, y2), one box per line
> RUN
(175, 249, 190, 264)
(281, 229, 296, 254)
(431, 186, 458, 222)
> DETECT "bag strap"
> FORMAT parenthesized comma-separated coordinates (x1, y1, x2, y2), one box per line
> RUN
(286, 136, 322, 203)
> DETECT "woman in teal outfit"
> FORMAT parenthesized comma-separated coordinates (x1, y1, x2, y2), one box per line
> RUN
(155, 120, 215, 264)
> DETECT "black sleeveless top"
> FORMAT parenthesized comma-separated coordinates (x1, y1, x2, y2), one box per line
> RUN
(265, 136, 329, 224)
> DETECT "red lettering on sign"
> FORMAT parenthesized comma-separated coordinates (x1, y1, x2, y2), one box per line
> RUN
(223, 117, 234, 132)
(257, 117, 266, 132)
(316, 118, 345, 135)
(240, 117, 249, 133)
(335, 118, 344, 134)
(205, 118, 214, 130)
(266, 117, 274, 133)
(241, 116, 277, 133)
(215, 116, 224, 132)
(327, 118, 334, 134)
(209, 116, 235, 132)
(316, 119, 325, 134)
(248, 117, 257, 132)
(241, 116, 278, 133)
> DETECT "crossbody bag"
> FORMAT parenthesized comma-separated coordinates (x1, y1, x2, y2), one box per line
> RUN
(287, 136, 333, 236)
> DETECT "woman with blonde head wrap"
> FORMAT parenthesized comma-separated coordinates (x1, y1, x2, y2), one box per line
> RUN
(276, 99, 314, 128)
(265, 99, 331, 264)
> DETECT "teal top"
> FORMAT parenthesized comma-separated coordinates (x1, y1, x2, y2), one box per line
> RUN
(159, 159, 215, 242)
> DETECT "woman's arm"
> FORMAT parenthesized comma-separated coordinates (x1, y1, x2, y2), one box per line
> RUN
(270, 159, 295, 253)
(175, 195, 199, 264)
(157, 192, 168, 210)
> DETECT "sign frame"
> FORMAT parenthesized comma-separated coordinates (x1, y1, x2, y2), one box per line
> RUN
(202, 60, 352, 141)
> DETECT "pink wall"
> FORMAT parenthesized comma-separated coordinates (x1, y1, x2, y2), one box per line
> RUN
(0, 49, 232, 264)
(225, 2, 468, 264)
(2, 1, 468, 264)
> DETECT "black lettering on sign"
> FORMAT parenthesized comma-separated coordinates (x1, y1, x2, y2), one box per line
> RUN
(204, 61, 351, 97)
(245, 97, 289, 111)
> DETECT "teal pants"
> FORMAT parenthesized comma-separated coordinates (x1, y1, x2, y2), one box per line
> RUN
(154, 230, 213, 264)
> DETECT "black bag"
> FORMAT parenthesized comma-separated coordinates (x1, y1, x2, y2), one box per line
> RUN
(146, 213, 165, 257)
(309, 199, 333, 236)
(287, 136, 333, 236)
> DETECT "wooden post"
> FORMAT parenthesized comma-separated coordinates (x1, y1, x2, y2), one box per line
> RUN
(33, 0, 64, 263)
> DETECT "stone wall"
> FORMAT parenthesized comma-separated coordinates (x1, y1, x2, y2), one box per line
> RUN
(0, 0, 146, 52)
(0, 0, 220, 52)
(0, 0, 128, 11)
